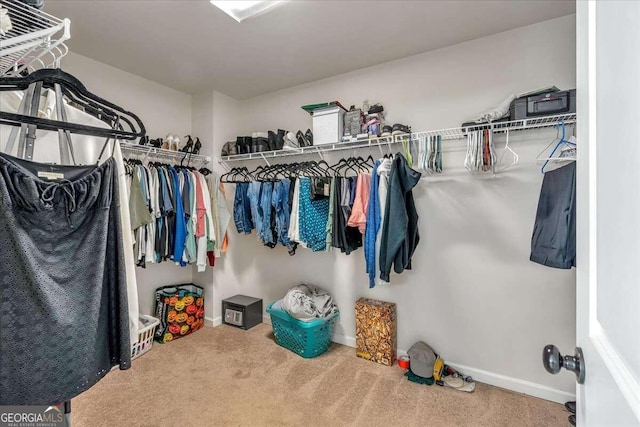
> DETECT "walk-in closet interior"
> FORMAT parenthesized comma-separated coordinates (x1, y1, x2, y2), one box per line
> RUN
(1, 1, 638, 426)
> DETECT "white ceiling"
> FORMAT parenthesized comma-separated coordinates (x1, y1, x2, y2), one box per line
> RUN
(45, 0, 575, 99)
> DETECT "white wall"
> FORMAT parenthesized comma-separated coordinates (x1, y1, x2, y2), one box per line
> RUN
(62, 52, 196, 315)
(206, 15, 577, 402)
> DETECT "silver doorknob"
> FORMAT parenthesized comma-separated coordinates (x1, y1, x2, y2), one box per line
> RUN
(543, 345, 585, 384)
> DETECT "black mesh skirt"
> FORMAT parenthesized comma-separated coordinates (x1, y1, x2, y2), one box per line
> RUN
(0, 152, 130, 405)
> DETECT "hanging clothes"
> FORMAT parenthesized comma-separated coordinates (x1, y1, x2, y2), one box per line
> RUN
(123, 161, 224, 271)
(379, 153, 421, 282)
(206, 173, 231, 258)
(331, 176, 362, 255)
(0, 153, 131, 405)
(364, 159, 382, 288)
(375, 158, 392, 284)
(530, 162, 576, 269)
(297, 177, 330, 252)
(288, 178, 303, 245)
(347, 172, 372, 234)
(1, 90, 142, 347)
(233, 182, 253, 235)
(325, 175, 337, 251)
(272, 179, 295, 253)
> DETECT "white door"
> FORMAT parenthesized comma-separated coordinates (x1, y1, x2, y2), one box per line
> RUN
(574, 1, 640, 425)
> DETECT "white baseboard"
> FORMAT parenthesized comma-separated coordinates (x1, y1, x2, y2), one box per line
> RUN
(206, 316, 222, 327)
(258, 318, 573, 404)
(332, 332, 356, 348)
(443, 361, 576, 404)
(336, 336, 575, 404)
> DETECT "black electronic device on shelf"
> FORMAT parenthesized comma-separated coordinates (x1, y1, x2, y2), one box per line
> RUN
(222, 295, 263, 330)
(510, 89, 576, 120)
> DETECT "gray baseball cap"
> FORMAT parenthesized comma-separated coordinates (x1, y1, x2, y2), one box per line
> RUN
(407, 341, 437, 378)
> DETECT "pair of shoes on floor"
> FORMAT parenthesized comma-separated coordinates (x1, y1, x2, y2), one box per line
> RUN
(565, 401, 576, 426)
(296, 129, 313, 147)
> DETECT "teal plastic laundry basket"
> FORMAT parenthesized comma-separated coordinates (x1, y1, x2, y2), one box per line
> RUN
(267, 301, 339, 358)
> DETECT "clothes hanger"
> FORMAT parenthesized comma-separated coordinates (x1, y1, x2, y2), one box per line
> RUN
(0, 68, 145, 140)
(329, 157, 349, 176)
(537, 121, 576, 173)
(497, 128, 519, 172)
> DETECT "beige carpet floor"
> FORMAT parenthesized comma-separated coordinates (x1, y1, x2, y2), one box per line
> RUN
(72, 324, 569, 427)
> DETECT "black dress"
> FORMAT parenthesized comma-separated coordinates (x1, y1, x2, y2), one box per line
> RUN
(0, 153, 130, 405)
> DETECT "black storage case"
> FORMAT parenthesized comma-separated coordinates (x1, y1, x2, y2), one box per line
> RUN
(222, 295, 263, 330)
(510, 89, 576, 120)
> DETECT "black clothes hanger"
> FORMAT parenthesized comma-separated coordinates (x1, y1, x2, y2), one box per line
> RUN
(0, 68, 146, 141)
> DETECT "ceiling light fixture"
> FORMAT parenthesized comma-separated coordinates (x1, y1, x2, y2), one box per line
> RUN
(210, 1, 285, 23)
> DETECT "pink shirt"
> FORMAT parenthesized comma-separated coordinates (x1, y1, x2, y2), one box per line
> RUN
(195, 175, 206, 238)
(347, 173, 372, 234)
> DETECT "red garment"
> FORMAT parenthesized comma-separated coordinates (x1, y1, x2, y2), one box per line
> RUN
(195, 175, 206, 238)
(207, 251, 215, 267)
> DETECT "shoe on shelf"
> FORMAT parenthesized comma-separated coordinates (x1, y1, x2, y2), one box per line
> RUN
(251, 133, 258, 153)
(171, 136, 180, 151)
(391, 123, 411, 135)
(268, 130, 278, 151)
(276, 129, 286, 150)
(139, 135, 149, 146)
(255, 132, 269, 152)
(381, 125, 393, 137)
(568, 415, 575, 426)
(181, 135, 194, 153)
(296, 130, 307, 148)
(368, 103, 384, 114)
(305, 128, 313, 146)
(239, 136, 249, 154)
(192, 138, 202, 155)
(162, 134, 173, 150)
(149, 138, 162, 148)
(283, 131, 299, 150)
(235, 137, 246, 154)
(222, 141, 237, 156)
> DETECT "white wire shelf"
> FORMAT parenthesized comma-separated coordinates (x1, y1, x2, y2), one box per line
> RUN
(120, 142, 211, 165)
(0, 0, 70, 76)
(218, 113, 577, 165)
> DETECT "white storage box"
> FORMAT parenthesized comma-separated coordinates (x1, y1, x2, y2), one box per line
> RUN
(312, 106, 345, 145)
